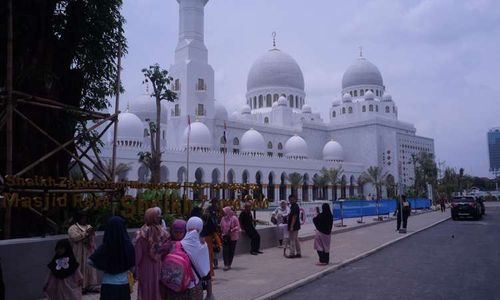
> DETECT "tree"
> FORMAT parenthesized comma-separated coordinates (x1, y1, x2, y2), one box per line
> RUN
(0, 0, 127, 177)
(287, 172, 303, 198)
(139, 64, 177, 183)
(313, 175, 328, 200)
(413, 152, 438, 197)
(360, 166, 388, 200)
(320, 167, 344, 200)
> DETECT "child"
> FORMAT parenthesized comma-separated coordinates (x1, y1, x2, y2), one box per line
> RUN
(44, 239, 83, 300)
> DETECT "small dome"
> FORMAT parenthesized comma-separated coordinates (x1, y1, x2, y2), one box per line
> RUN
(231, 111, 240, 118)
(277, 96, 287, 106)
(323, 140, 344, 162)
(364, 90, 375, 100)
(240, 104, 251, 114)
(240, 128, 266, 154)
(272, 101, 279, 108)
(129, 94, 168, 122)
(116, 111, 144, 140)
(247, 48, 305, 91)
(302, 104, 312, 114)
(214, 102, 228, 120)
(342, 93, 352, 103)
(284, 135, 308, 159)
(183, 121, 212, 150)
(382, 93, 393, 102)
(342, 57, 383, 89)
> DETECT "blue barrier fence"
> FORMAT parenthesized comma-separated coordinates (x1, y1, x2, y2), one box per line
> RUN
(331, 198, 431, 220)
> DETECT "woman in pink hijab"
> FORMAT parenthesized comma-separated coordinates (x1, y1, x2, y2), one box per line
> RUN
(135, 208, 169, 300)
(220, 206, 240, 271)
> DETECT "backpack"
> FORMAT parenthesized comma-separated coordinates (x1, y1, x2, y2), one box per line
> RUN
(160, 242, 194, 292)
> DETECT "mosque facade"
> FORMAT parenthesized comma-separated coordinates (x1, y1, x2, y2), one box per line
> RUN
(93, 0, 434, 202)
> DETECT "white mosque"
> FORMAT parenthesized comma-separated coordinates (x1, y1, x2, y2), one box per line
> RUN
(94, 0, 434, 202)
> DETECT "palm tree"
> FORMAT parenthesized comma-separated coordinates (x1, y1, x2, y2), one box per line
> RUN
(360, 166, 388, 201)
(320, 167, 344, 200)
(313, 175, 329, 200)
(93, 159, 132, 181)
(287, 172, 303, 198)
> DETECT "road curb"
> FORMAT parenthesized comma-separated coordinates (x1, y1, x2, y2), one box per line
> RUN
(254, 215, 450, 300)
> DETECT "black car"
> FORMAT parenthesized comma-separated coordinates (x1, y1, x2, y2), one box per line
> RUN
(451, 196, 482, 220)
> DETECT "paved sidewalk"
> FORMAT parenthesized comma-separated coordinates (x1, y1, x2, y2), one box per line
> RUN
(77, 210, 448, 300)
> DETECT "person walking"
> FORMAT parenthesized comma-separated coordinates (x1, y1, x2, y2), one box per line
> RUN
(287, 195, 301, 258)
(313, 204, 333, 265)
(89, 216, 135, 300)
(178, 217, 211, 300)
(135, 208, 170, 300)
(220, 206, 240, 271)
(43, 239, 83, 300)
(239, 202, 263, 255)
(67, 211, 99, 293)
(271, 200, 290, 247)
(394, 195, 411, 232)
(439, 194, 447, 212)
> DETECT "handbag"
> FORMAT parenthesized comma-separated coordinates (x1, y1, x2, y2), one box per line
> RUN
(127, 271, 135, 294)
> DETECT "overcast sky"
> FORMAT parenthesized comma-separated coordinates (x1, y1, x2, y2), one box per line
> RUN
(119, 0, 500, 178)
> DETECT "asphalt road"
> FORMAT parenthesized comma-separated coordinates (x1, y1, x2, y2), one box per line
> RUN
(279, 205, 500, 300)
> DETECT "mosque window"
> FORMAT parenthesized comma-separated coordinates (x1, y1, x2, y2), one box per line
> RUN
(295, 96, 299, 108)
(196, 78, 206, 91)
(233, 137, 239, 146)
(267, 141, 273, 149)
(353, 90, 357, 97)
(197, 104, 205, 116)
(278, 153, 283, 158)
(370, 89, 374, 93)
(233, 149, 239, 154)
(348, 107, 353, 113)
(220, 136, 226, 144)
(332, 111, 336, 118)
(342, 107, 346, 114)
(385, 106, 390, 113)
(393, 106, 396, 113)
(267, 152, 273, 157)
(375, 105, 379, 112)
(278, 142, 283, 150)
(253, 97, 257, 109)
(162, 130, 165, 140)
(273, 94, 279, 102)
(266, 94, 272, 107)
(264, 117, 269, 124)
(350, 91, 353, 96)
(362, 106, 366, 112)
(259, 95, 263, 108)
(360, 90, 365, 96)
(174, 104, 180, 116)
(369, 104, 373, 112)
(174, 79, 180, 91)
(288, 95, 294, 107)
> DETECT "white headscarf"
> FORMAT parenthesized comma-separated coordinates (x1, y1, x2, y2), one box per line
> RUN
(181, 217, 210, 279)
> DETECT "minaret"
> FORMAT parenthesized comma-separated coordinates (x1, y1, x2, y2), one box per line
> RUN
(169, 0, 215, 121)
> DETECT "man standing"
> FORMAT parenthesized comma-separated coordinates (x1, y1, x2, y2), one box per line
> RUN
(394, 195, 411, 233)
(287, 195, 301, 258)
(239, 202, 263, 255)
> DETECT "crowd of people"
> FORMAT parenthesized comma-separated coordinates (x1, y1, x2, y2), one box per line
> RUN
(43, 195, 336, 300)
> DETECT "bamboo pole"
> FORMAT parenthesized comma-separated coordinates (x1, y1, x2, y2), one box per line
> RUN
(111, 45, 121, 183)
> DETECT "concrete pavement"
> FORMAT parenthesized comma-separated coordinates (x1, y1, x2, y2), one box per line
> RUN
(75, 209, 449, 300)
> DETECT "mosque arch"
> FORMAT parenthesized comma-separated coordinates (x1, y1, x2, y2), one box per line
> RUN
(348, 107, 353, 114)
(340, 175, 347, 199)
(279, 172, 287, 201)
(242, 170, 249, 183)
(273, 94, 279, 102)
(375, 105, 379, 112)
(160, 166, 169, 182)
(267, 172, 275, 201)
(193, 167, 205, 200)
(332, 111, 336, 118)
(177, 167, 186, 185)
(302, 173, 309, 201)
(369, 104, 373, 112)
(362, 105, 366, 112)
(385, 106, 390, 113)
(342, 107, 346, 114)
(264, 117, 269, 124)
(255, 171, 263, 199)
(253, 97, 257, 109)
(288, 95, 294, 107)
(353, 90, 358, 97)
(210, 168, 221, 199)
(266, 94, 272, 107)
(349, 175, 356, 197)
(233, 137, 239, 146)
(295, 96, 299, 108)
(227, 169, 235, 199)
(267, 141, 273, 149)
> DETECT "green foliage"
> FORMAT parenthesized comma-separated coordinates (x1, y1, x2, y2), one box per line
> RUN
(320, 166, 344, 185)
(287, 172, 303, 187)
(360, 166, 388, 200)
(412, 152, 438, 197)
(141, 64, 177, 103)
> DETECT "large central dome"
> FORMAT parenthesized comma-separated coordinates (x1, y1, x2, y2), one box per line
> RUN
(342, 57, 383, 89)
(247, 48, 304, 91)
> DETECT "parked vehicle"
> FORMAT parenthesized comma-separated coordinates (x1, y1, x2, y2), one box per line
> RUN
(451, 196, 482, 220)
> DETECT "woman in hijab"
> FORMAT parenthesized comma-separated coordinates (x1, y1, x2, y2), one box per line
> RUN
(271, 200, 290, 247)
(43, 239, 82, 300)
(220, 206, 240, 271)
(135, 208, 170, 300)
(89, 216, 135, 300)
(313, 203, 334, 265)
(170, 219, 187, 242)
(178, 216, 211, 300)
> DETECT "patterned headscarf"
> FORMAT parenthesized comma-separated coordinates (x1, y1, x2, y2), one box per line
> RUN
(136, 208, 169, 261)
(47, 239, 79, 279)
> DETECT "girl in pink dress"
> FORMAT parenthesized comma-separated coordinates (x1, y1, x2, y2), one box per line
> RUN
(43, 239, 83, 300)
